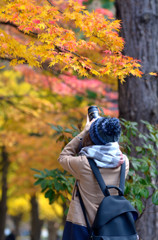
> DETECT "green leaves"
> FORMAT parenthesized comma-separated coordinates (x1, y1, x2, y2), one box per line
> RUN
(45, 189, 55, 204)
(49, 123, 80, 147)
(121, 120, 158, 214)
(140, 188, 149, 199)
(135, 199, 144, 213)
(152, 190, 158, 205)
(49, 124, 63, 133)
(32, 168, 75, 205)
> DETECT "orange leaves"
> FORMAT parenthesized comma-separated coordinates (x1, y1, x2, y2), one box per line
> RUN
(99, 52, 142, 82)
(0, 0, 144, 82)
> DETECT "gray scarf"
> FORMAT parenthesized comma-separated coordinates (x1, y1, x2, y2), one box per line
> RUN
(79, 142, 124, 168)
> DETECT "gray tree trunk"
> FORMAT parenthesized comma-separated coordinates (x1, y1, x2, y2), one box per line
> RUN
(0, 146, 9, 240)
(48, 220, 59, 240)
(115, 0, 158, 123)
(115, 1, 158, 239)
(30, 195, 44, 240)
(11, 214, 22, 237)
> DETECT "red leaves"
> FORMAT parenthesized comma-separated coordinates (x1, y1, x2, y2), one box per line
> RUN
(103, 50, 112, 55)
(49, 20, 56, 24)
(33, 19, 40, 24)
(95, 8, 114, 18)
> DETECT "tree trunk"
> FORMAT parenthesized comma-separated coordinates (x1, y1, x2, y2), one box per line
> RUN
(0, 146, 9, 240)
(48, 220, 59, 240)
(115, 1, 158, 239)
(11, 214, 22, 237)
(30, 195, 44, 240)
(116, 0, 158, 123)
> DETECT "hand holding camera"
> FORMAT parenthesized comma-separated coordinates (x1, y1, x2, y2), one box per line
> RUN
(83, 106, 100, 133)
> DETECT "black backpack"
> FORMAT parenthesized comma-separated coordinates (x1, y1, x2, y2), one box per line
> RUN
(76, 158, 138, 240)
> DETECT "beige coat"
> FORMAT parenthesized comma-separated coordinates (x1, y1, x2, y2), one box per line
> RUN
(58, 130, 129, 227)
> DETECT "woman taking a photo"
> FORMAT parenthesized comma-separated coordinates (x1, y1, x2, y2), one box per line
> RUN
(58, 113, 129, 240)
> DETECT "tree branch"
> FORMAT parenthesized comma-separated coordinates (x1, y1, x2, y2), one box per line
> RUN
(46, 0, 63, 14)
(0, 56, 27, 64)
(137, 193, 153, 220)
(0, 21, 38, 37)
(0, 94, 29, 100)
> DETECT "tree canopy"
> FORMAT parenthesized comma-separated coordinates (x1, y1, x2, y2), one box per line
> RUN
(0, 0, 143, 82)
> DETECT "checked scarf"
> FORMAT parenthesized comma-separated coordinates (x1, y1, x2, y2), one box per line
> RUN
(79, 142, 124, 168)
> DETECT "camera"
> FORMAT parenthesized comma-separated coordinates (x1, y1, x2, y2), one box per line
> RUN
(88, 106, 99, 121)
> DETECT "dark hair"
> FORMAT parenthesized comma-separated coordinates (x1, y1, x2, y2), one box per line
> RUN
(82, 132, 94, 147)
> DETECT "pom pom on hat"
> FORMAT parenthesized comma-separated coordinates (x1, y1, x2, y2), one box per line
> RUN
(89, 117, 121, 145)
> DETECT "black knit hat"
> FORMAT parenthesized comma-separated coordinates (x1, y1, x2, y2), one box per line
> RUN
(89, 117, 121, 145)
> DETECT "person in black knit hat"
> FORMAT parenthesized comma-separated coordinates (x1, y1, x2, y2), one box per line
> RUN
(89, 117, 121, 145)
(58, 115, 129, 240)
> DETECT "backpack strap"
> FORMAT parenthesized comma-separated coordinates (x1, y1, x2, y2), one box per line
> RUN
(88, 158, 110, 196)
(88, 158, 126, 196)
(76, 181, 92, 235)
(119, 160, 126, 194)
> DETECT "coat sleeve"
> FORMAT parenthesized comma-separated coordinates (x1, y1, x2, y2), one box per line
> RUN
(58, 130, 87, 179)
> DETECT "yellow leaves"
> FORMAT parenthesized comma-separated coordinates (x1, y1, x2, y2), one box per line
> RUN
(108, 19, 121, 32)
(130, 69, 138, 76)
(67, 0, 85, 12)
(78, 40, 96, 50)
(89, 36, 105, 46)
(0, 70, 23, 98)
(17, 82, 32, 95)
(133, 69, 143, 78)
(119, 76, 126, 84)
(149, 72, 157, 76)
(0, 131, 18, 148)
(38, 194, 63, 221)
(19, 5, 26, 10)
(0, 65, 5, 69)
(38, 23, 46, 30)
(10, 59, 19, 66)
(90, 69, 100, 76)
(0, 69, 54, 128)
(61, 65, 69, 72)
(102, 69, 111, 76)
(0, 29, 40, 68)
(7, 195, 31, 217)
(49, 55, 62, 67)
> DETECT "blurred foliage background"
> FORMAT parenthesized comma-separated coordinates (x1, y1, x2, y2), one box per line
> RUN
(0, 1, 118, 239)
